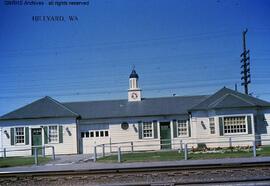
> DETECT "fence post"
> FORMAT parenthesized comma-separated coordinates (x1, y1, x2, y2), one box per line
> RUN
(42, 146, 46, 158)
(110, 138, 112, 153)
(51, 146, 55, 160)
(118, 147, 121, 163)
(93, 146, 97, 162)
(180, 140, 183, 152)
(34, 147, 38, 165)
(3, 148, 6, 158)
(184, 144, 188, 160)
(229, 137, 232, 150)
(131, 142, 134, 153)
(102, 144, 105, 157)
(253, 141, 256, 157)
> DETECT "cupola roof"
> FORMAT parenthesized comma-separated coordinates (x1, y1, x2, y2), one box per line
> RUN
(129, 69, 139, 79)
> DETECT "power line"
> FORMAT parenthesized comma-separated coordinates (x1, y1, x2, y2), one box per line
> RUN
(0, 30, 240, 56)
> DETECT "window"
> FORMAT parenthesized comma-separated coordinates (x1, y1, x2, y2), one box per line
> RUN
(81, 132, 85, 138)
(87, 130, 109, 138)
(100, 131, 104, 137)
(177, 120, 187, 136)
(224, 116, 247, 134)
(143, 122, 153, 138)
(49, 126, 58, 143)
(209, 118, 215, 134)
(15, 127, 25, 144)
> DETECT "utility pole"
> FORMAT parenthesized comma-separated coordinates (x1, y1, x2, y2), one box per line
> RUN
(240, 29, 251, 95)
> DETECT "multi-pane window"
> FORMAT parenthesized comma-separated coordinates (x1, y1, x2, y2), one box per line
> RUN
(15, 127, 25, 144)
(143, 122, 153, 138)
(209, 118, 215, 134)
(81, 130, 109, 138)
(177, 120, 187, 136)
(224, 116, 247, 134)
(49, 126, 58, 143)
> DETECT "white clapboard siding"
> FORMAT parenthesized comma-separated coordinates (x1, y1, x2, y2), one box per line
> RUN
(82, 122, 161, 154)
(45, 124, 77, 155)
(260, 112, 270, 145)
(0, 118, 77, 157)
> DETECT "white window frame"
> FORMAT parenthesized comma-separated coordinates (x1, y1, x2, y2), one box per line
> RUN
(15, 127, 25, 145)
(223, 115, 248, 135)
(177, 120, 188, 137)
(142, 122, 154, 139)
(209, 118, 215, 134)
(48, 125, 59, 144)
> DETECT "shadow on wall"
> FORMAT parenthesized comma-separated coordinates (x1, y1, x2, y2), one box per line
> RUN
(256, 115, 268, 135)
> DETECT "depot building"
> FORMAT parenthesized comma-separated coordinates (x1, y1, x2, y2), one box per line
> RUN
(0, 69, 270, 156)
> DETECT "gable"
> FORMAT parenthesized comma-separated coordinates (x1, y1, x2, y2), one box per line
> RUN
(209, 94, 255, 109)
(0, 96, 79, 120)
(190, 87, 270, 111)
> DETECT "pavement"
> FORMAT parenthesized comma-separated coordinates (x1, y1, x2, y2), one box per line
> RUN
(1, 154, 270, 174)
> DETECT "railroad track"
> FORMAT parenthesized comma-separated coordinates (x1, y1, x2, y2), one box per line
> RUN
(1, 162, 270, 185)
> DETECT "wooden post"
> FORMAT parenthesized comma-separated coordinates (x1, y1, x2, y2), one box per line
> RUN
(253, 141, 256, 157)
(131, 142, 134, 153)
(229, 137, 232, 149)
(42, 146, 46, 158)
(51, 146, 55, 160)
(3, 148, 6, 158)
(102, 144, 105, 157)
(184, 144, 188, 160)
(34, 147, 38, 165)
(110, 138, 112, 153)
(118, 147, 121, 163)
(93, 146, 97, 162)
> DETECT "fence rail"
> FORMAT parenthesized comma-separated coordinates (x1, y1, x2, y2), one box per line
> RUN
(0, 146, 56, 165)
(93, 136, 270, 163)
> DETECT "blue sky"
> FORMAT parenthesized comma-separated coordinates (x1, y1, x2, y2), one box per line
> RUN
(0, 0, 270, 116)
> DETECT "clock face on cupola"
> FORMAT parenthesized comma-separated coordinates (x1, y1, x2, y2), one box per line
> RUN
(128, 68, 142, 102)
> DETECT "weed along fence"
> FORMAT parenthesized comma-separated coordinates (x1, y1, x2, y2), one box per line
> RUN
(0, 146, 56, 165)
(93, 136, 270, 163)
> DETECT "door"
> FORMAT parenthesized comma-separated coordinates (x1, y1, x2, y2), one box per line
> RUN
(32, 128, 42, 155)
(160, 122, 171, 149)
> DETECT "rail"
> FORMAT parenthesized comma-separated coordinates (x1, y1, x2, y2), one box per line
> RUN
(93, 136, 270, 163)
(0, 146, 56, 165)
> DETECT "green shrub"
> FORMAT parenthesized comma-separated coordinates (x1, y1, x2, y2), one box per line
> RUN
(197, 143, 207, 151)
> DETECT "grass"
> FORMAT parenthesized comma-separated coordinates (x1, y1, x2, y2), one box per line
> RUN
(0, 156, 51, 168)
(97, 146, 270, 163)
(257, 146, 270, 156)
(98, 151, 184, 163)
